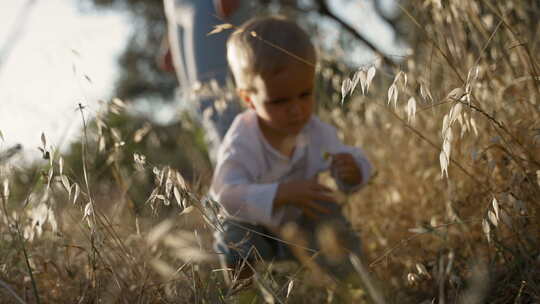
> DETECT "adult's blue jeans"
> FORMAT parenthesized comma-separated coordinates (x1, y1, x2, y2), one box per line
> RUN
(164, 0, 251, 162)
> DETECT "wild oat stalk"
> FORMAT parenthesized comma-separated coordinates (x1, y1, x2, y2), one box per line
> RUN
(14, 221, 41, 304)
(76, 102, 101, 293)
(1, 179, 40, 303)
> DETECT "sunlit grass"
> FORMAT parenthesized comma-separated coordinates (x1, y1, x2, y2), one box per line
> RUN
(1, 1, 539, 303)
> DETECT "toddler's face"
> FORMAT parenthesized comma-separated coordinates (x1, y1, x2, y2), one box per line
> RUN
(245, 63, 316, 139)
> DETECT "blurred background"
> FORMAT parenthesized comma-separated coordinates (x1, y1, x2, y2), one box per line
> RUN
(0, 0, 405, 162)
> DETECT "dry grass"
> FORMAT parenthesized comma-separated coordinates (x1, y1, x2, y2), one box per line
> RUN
(1, 1, 539, 303)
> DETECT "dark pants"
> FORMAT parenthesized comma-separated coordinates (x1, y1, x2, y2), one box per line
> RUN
(214, 202, 363, 280)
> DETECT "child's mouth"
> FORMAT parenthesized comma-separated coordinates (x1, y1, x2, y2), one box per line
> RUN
(289, 121, 304, 128)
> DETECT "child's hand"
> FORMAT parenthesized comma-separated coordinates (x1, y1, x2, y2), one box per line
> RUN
(330, 153, 363, 186)
(274, 180, 337, 220)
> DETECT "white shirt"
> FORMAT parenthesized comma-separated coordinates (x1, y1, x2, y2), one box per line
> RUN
(210, 110, 372, 230)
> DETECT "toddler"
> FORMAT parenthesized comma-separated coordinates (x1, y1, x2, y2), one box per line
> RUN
(210, 15, 373, 282)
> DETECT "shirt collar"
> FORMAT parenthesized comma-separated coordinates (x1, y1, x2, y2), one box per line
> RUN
(255, 118, 311, 164)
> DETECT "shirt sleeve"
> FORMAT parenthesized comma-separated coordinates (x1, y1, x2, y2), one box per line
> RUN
(322, 124, 373, 193)
(210, 153, 278, 227)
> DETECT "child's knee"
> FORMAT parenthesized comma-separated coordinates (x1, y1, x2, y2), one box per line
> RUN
(214, 221, 277, 268)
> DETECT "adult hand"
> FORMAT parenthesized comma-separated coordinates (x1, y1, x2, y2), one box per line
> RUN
(157, 37, 175, 73)
(330, 153, 363, 186)
(274, 180, 337, 220)
(214, 0, 240, 19)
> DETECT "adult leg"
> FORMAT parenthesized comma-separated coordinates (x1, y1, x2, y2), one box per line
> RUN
(164, 0, 191, 90)
(186, 1, 249, 162)
(164, 0, 228, 163)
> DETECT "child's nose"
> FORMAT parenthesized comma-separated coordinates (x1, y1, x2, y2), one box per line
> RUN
(288, 100, 302, 116)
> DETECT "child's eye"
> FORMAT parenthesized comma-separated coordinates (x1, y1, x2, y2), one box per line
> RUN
(300, 91, 312, 99)
(269, 98, 288, 104)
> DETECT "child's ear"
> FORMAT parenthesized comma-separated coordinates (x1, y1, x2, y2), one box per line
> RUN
(237, 88, 255, 109)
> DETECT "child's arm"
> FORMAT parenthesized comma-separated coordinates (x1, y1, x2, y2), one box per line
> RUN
(211, 158, 338, 226)
(210, 158, 277, 227)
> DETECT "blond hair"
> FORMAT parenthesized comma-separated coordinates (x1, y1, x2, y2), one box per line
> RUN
(227, 16, 316, 91)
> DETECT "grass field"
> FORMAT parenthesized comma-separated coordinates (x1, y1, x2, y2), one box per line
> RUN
(1, 1, 539, 303)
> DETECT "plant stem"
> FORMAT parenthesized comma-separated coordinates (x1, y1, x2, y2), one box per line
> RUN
(15, 222, 41, 304)
(0, 280, 26, 304)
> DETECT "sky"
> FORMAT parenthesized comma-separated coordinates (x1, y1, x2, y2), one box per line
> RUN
(327, 0, 407, 64)
(0, 0, 129, 163)
(0, 0, 404, 164)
